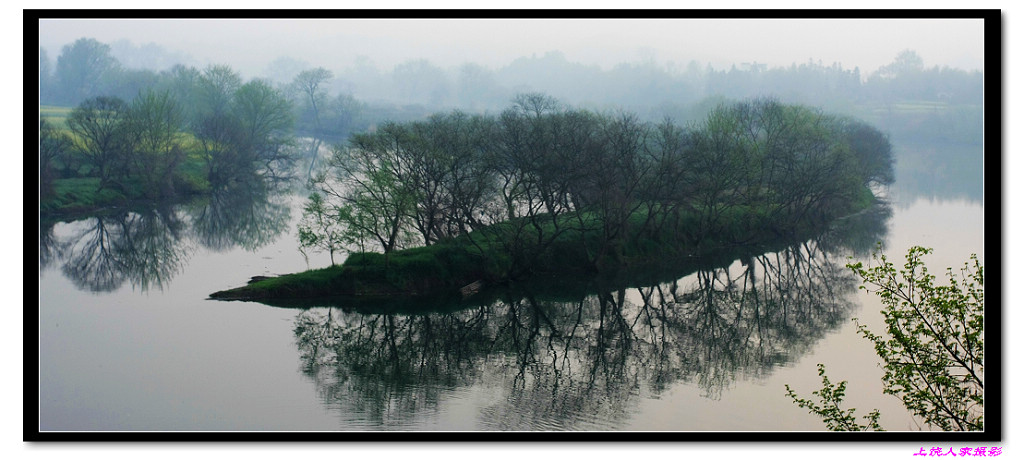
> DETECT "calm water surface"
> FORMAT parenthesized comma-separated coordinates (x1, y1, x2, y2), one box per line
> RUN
(37, 159, 984, 432)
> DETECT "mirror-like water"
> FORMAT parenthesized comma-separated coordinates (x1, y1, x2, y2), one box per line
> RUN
(36, 146, 984, 432)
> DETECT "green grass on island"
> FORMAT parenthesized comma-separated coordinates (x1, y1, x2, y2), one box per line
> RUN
(210, 188, 878, 305)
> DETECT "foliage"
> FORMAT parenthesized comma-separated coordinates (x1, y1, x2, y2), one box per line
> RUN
(788, 247, 984, 431)
(312, 125, 419, 255)
(192, 68, 295, 185)
(232, 79, 295, 178)
(124, 90, 186, 198)
(297, 192, 349, 266)
(785, 364, 885, 431)
(848, 246, 984, 431)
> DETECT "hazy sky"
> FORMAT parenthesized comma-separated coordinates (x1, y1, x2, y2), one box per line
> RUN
(37, 16, 986, 77)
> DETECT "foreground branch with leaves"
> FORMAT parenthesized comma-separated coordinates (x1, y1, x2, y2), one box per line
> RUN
(786, 364, 885, 431)
(787, 246, 984, 431)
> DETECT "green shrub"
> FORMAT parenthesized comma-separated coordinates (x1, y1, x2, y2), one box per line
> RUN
(788, 246, 984, 431)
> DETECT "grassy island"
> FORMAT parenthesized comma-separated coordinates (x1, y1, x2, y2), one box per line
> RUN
(210, 188, 878, 304)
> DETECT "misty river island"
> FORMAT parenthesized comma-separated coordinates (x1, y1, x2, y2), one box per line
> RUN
(210, 97, 891, 307)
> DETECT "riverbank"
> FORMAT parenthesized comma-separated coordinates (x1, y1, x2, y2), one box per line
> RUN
(40, 176, 211, 217)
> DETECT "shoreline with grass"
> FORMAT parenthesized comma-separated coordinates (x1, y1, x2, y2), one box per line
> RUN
(39, 95, 286, 218)
(40, 175, 212, 218)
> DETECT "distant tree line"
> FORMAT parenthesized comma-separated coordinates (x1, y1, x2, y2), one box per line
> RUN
(41, 38, 982, 128)
(275, 49, 981, 122)
(301, 95, 893, 275)
(40, 38, 411, 144)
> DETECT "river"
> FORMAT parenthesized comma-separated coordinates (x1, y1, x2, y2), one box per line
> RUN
(36, 144, 984, 432)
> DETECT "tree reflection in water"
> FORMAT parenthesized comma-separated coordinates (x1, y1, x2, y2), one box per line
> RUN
(57, 207, 188, 292)
(293, 203, 890, 429)
(39, 180, 292, 293)
(188, 181, 291, 252)
(38, 220, 64, 274)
